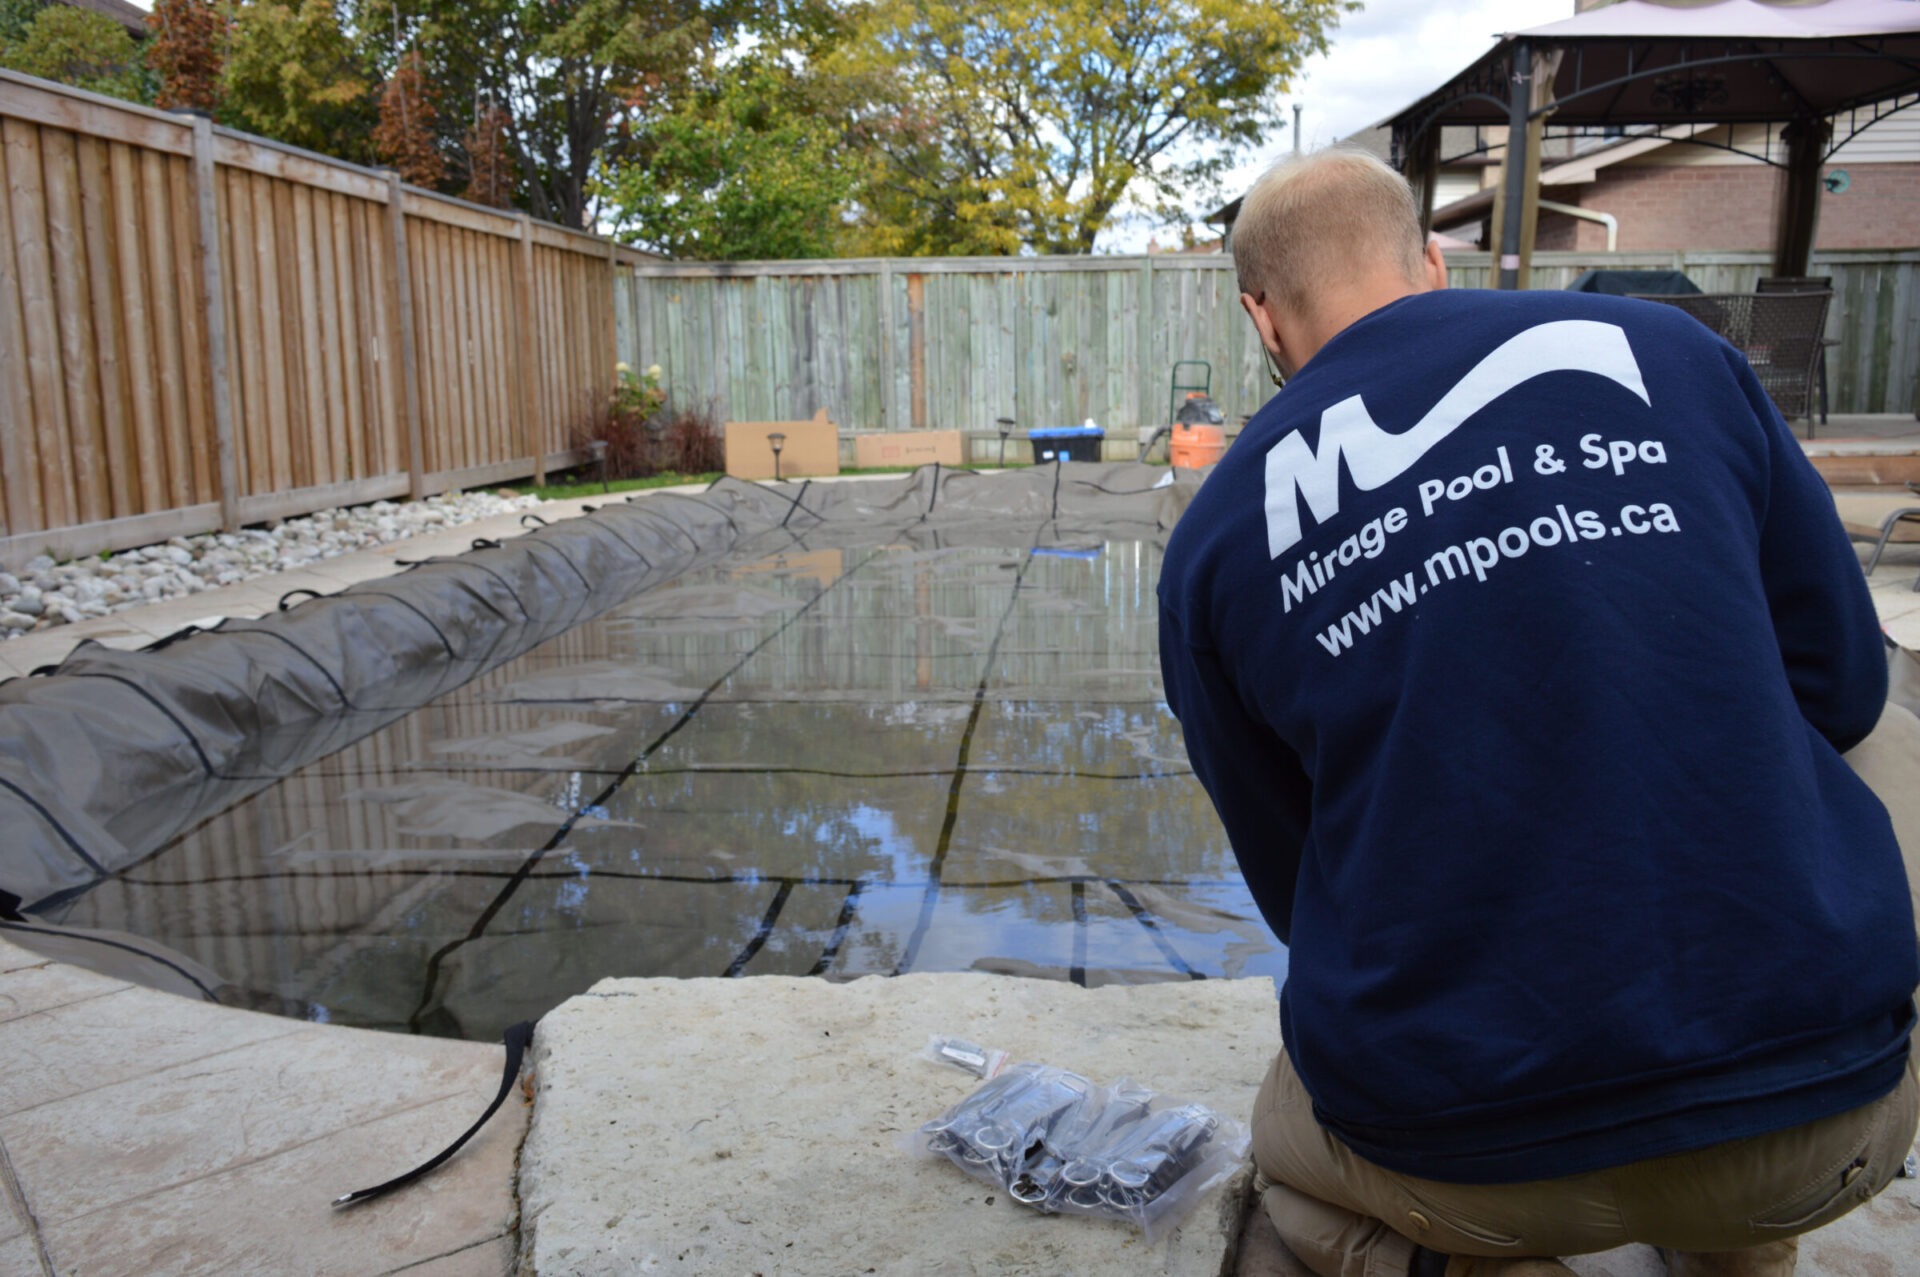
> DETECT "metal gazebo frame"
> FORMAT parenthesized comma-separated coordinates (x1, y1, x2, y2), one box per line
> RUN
(1386, 0, 1920, 290)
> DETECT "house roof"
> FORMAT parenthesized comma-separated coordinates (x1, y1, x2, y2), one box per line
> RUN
(54, 0, 150, 38)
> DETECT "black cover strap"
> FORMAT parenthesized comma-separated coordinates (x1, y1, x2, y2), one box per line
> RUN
(332, 1019, 535, 1208)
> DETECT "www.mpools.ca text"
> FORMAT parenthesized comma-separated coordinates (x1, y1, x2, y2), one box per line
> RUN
(1314, 499, 1681, 656)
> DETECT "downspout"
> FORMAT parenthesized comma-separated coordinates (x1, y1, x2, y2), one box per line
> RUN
(1536, 199, 1618, 252)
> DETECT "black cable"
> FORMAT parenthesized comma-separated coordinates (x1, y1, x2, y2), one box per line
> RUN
(1105, 881, 1206, 981)
(723, 881, 794, 977)
(1069, 879, 1088, 987)
(332, 1020, 534, 1208)
(404, 546, 884, 1033)
(807, 882, 865, 976)
(894, 541, 1043, 976)
(922, 462, 942, 520)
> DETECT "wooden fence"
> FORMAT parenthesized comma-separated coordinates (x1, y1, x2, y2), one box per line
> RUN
(6, 61, 1916, 565)
(618, 255, 1278, 441)
(620, 247, 1920, 437)
(0, 70, 643, 564)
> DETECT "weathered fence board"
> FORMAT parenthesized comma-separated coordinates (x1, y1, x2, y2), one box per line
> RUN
(624, 249, 1920, 436)
(0, 69, 626, 564)
(6, 62, 1915, 567)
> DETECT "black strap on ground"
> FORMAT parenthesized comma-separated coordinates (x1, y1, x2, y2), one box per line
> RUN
(779, 479, 813, 529)
(331, 1019, 535, 1209)
(921, 463, 943, 520)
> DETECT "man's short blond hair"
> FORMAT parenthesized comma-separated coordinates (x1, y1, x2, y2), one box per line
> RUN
(1232, 147, 1426, 321)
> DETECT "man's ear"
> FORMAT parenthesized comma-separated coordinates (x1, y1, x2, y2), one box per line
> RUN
(1422, 239, 1448, 291)
(1240, 292, 1282, 355)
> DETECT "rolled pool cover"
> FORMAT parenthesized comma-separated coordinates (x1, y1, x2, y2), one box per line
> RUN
(0, 464, 1203, 911)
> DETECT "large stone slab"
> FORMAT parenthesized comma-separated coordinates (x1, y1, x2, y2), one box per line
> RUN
(517, 974, 1280, 1276)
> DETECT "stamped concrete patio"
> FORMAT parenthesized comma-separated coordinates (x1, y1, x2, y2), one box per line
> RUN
(3, 436, 1919, 1276)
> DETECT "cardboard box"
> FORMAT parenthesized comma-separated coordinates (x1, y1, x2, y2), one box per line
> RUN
(724, 409, 841, 481)
(851, 430, 964, 470)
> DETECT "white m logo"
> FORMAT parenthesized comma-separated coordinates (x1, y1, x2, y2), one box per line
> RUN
(1264, 320, 1650, 559)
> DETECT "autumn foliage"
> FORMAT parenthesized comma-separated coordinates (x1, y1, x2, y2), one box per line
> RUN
(373, 51, 444, 188)
(462, 105, 515, 209)
(147, 0, 224, 113)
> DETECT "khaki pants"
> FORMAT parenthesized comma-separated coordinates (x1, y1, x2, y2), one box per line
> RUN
(1255, 705, 1920, 1277)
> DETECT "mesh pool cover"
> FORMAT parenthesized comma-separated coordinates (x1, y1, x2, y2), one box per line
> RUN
(0, 464, 1291, 1039)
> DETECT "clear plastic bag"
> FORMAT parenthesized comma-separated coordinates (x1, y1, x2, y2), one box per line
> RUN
(914, 1059, 1250, 1239)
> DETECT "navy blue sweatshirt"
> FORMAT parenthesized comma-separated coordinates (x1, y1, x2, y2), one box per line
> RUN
(1157, 289, 1917, 1183)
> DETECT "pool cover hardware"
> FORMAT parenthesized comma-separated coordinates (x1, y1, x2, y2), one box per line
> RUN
(925, 1035, 1008, 1079)
(1902, 1150, 1918, 1179)
(333, 1019, 535, 1208)
(915, 1059, 1248, 1238)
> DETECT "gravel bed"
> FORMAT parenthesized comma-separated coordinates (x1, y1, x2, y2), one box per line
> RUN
(0, 490, 540, 640)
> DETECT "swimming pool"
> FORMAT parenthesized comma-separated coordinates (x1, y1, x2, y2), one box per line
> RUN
(7, 469, 1287, 1039)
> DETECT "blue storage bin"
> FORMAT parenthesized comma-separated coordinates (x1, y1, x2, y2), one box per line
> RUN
(1028, 425, 1105, 463)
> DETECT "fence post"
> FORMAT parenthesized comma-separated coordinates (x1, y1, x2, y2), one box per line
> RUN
(1138, 256, 1154, 430)
(188, 116, 241, 532)
(878, 260, 895, 431)
(517, 213, 544, 485)
(384, 171, 424, 501)
(605, 235, 617, 361)
(907, 271, 927, 431)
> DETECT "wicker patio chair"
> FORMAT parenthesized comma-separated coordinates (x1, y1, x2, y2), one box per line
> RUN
(1758, 277, 1836, 426)
(1631, 291, 1832, 432)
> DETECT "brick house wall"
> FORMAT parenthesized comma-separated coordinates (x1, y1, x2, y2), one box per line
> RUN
(1533, 162, 1920, 253)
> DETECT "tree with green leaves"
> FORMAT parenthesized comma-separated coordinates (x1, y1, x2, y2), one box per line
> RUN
(1, 4, 153, 104)
(350, 0, 735, 230)
(604, 57, 859, 259)
(221, 0, 374, 158)
(833, 0, 1349, 254)
(0, 0, 41, 49)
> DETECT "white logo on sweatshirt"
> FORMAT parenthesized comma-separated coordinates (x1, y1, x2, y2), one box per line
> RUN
(1264, 320, 1650, 559)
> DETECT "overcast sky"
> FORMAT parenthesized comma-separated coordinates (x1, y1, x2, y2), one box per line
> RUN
(1108, 0, 1579, 248)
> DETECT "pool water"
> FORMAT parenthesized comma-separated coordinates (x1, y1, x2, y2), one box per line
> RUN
(45, 537, 1286, 1040)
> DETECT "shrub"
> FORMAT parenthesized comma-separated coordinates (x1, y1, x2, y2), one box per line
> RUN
(570, 363, 721, 480)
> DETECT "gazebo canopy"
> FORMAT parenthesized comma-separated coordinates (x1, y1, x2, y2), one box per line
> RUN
(1386, 0, 1920, 286)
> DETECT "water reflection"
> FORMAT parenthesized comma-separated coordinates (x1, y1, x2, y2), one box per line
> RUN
(46, 538, 1286, 1039)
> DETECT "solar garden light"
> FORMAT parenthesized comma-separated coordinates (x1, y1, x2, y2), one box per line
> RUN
(768, 432, 787, 482)
(586, 439, 610, 492)
(996, 417, 1015, 467)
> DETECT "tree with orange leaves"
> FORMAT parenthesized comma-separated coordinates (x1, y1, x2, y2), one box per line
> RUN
(147, 0, 224, 113)
(462, 103, 515, 208)
(373, 49, 444, 187)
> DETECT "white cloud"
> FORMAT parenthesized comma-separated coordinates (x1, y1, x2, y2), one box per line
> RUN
(1101, 0, 1575, 250)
